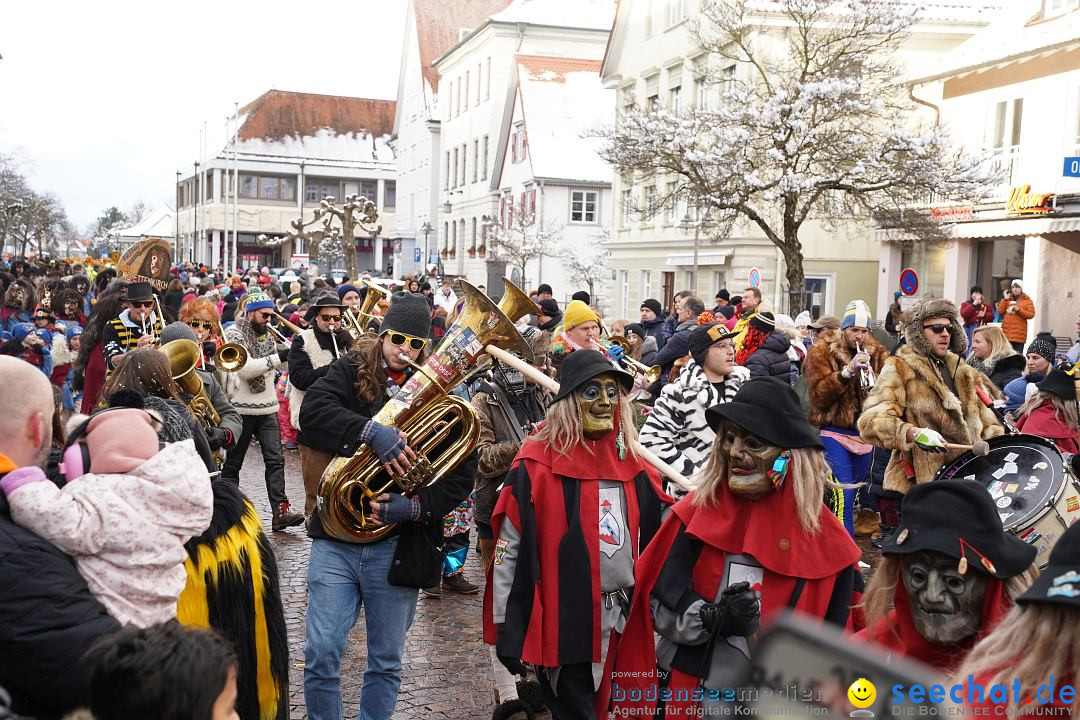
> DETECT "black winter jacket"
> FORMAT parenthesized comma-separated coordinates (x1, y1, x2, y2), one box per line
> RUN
(0, 479, 121, 719)
(987, 353, 1025, 394)
(640, 317, 667, 350)
(298, 354, 476, 588)
(745, 331, 792, 380)
(652, 319, 695, 386)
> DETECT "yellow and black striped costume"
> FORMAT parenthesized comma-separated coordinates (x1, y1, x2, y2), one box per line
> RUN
(102, 312, 164, 371)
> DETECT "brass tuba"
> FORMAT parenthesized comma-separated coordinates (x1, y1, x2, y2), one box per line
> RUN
(343, 280, 387, 338)
(496, 277, 538, 324)
(316, 280, 533, 543)
(160, 338, 221, 428)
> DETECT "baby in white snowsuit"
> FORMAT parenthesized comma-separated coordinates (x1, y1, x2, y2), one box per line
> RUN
(0, 408, 213, 627)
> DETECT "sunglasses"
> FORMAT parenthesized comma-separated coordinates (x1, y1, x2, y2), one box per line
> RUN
(187, 320, 213, 331)
(923, 323, 952, 335)
(130, 300, 154, 308)
(318, 314, 342, 322)
(385, 331, 428, 351)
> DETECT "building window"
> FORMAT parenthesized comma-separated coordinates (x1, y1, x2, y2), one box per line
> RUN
(360, 181, 377, 203)
(720, 64, 736, 104)
(460, 144, 468, 185)
(384, 181, 396, 210)
(511, 123, 526, 164)
(644, 185, 657, 220)
(989, 98, 1023, 184)
(644, 0, 653, 36)
(621, 189, 633, 226)
(204, 174, 214, 202)
(482, 135, 490, 179)
(306, 179, 335, 203)
(666, 0, 686, 26)
(570, 190, 599, 223)
(484, 57, 491, 100)
(712, 271, 727, 301)
(260, 177, 280, 200)
(463, 70, 470, 115)
(641, 269, 652, 301)
(620, 270, 631, 317)
(444, 152, 450, 190)
(669, 85, 681, 112)
(452, 148, 459, 188)
(664, 181, 678, 224)
(239, 174, 258, 199)
(472, 140, 479, 183)
(471, 217, 478, 249)
(694, 76, 708, 111)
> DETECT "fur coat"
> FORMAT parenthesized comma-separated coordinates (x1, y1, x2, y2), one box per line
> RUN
(857, 299, 1003, 494)
(804, 333, 889, 429)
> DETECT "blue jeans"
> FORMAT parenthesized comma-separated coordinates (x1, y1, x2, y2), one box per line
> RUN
(821, 427, 874, 538)
(304, 536, 419, 720)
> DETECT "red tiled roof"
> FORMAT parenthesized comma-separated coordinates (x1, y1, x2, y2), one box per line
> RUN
(237, 90, 395, 140)
(516, 55, 602, 82)
(414, 0, 513, 91)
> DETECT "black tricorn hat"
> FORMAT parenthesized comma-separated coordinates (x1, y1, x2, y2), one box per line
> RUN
(1017, 520, 1080, 607)
(304, 295, 346, 322)
(553, 349, 633, 403)
(125, 281, 154, 302)
(705, 377, 822, 449)
(879, 479, 1037, 580)
(1036, 368, 1077, 401)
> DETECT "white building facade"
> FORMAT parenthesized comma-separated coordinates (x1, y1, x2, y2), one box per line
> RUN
(876, 0, 1080, 345)
(489, 56, 614, 308)
(176, 90, 397, 274)
(601, 0, 999, 319)
(431, 0, 615, 291)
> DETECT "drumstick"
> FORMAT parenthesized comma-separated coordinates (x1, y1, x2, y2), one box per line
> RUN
(944, 440, 990, 457)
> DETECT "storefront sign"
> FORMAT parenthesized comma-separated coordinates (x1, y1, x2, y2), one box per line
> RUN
(1006, 185, 1055, 215)
(930, 205, 974, 222)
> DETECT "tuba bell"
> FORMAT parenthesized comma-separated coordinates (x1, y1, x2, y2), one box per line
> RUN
(160, 338, 221, 428)
(316, 280, 533, 543)
(496, 277, 539, 324)
(343, 280, 387, 338)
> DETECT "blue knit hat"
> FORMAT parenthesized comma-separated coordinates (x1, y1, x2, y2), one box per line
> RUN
(12, 323, 34, 342)
(840, 300, 873, 330)
(66, 325, 84, 342)
(244, 290, 275, 313)
(337, 283, 362, 301)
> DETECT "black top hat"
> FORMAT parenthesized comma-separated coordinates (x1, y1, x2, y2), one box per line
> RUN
(304, 295, 347, 322)
(705, 377, 822, 449)
(379, 291, 432, 340)
(1036, 368, 1076, 401)
(125, 281, 154, 302)
(553, 349, 633, 403)
(1017, 520, 1080, 607)
(878, 479, 1037, 579)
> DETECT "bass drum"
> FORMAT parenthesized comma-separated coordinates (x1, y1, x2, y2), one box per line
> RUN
(935, 433, 1080, 568)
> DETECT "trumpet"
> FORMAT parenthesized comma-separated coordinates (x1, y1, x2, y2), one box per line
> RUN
(855, 342, 876, 390)
(593, 336, 661, 385)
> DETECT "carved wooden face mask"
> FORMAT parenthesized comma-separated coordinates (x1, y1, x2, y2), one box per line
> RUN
(901, 551, 988, 644)
(575, 374, 619, 440)
(719, 421, 784, 500)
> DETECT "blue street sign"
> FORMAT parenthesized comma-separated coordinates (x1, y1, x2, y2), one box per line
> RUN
(413, 247, 421, 263)
(1064, 157, 1080, 177)
(899, 267, 919, 296)
(748, 267, 761, 288)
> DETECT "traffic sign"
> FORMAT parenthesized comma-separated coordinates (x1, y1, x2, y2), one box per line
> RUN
(748, 267, 761, 288)
(1064, 157, 1080, 177)
(413, 247, 422, 263)
(899, 267, 919, 296)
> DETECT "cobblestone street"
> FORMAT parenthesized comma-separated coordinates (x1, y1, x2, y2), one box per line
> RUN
(237, 445, 497, 720)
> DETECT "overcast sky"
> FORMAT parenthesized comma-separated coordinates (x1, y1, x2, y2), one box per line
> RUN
(0, 0, 407, 229)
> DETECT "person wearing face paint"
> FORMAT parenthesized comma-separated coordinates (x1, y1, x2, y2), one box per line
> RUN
(639, 322, 748, 498)
(857, 479, 1037, 671)
(484, 350, 668, 720)
(952, 519, 1080, 716)
(298, 291, 478, 720)
(1, 278, 35, 333)
(614, 377, 862, 718)
(804, 300, 889, 538)
(858, 298, 1003, 497)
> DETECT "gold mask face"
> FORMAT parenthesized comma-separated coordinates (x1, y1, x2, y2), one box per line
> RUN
(718, 421, 783, 500)
(575, 374, 619, 440)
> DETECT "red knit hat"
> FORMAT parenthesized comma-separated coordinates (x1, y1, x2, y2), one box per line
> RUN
(85, 409, 161, 475)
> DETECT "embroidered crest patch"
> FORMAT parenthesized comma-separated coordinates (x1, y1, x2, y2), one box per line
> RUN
(494, 538, 509, 565)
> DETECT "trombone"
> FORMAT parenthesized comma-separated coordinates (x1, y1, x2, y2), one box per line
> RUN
(593, 336, 662, 385)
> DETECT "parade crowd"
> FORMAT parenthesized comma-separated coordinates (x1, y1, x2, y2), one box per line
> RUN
(1, 253, 1079, 720)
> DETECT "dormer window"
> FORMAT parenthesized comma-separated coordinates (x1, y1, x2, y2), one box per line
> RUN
(1044, 0, 1079, 19)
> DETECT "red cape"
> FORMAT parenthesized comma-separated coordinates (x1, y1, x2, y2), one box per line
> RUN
(853, 568, 1012, 671)
(613, 474, 861, 715)
(1016, 406, 1080, 455)
(482, 421, 669, 667)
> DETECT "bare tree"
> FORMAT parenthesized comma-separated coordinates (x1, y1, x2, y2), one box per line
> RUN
(561, 226, 611, 309)
(601, 0, 998, 313)
(487, 206, 560, 285)
(11, 192, 66, 259)
(125, 200, 149, 225)
(260, 193, 381, 277)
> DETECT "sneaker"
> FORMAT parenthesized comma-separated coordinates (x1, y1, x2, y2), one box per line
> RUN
(272, 502, 304, 531)
(443, 573, 480, 595)
(282, 441, 298, 450)
(421, 583, 442, 598)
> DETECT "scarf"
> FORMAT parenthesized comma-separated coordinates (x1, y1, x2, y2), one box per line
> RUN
(233, 316, 277, 394)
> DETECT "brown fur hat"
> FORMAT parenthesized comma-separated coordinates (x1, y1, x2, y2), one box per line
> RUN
(902, 297, 966, 356)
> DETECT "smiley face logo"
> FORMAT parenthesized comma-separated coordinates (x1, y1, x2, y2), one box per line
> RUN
(848, 678, 876, 709)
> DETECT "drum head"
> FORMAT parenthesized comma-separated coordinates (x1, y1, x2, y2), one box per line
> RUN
(934, 434, 1064, 529)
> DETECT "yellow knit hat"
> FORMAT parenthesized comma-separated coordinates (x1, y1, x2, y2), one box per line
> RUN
(563, 300, 598, 330)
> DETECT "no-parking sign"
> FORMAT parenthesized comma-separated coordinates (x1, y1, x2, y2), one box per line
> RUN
(748, 267, 761, 288)
(899, 267, 919, 296)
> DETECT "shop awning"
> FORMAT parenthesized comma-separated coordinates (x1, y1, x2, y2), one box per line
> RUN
(664, 250, 732, 267)
(877, 215, 1080, 242)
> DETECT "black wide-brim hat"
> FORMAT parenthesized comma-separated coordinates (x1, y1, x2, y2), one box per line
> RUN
(126, 281, 155, 302)
(1017, 520, 1080, 607)
(1037, 368, 1076, 401)
(553, 349, 633, 403)
(878, 478, 1037, 580)
(705, 376, 822, 449)
(304, 295, 347, 322)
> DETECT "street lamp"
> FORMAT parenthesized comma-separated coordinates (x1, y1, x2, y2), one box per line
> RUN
(418, 221, 433, 275)
(678, 208, 716, 295)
